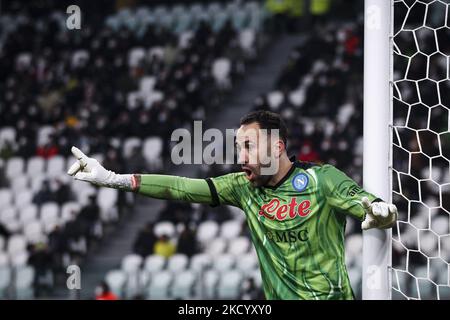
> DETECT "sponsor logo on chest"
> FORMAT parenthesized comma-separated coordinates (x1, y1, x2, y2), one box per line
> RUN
(259, 198, 312, 221)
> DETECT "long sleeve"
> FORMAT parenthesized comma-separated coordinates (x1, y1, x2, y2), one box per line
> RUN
(137, 174, 215, 204)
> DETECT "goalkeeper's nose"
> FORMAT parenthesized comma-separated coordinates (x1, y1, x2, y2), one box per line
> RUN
(237, 149, 249, 165)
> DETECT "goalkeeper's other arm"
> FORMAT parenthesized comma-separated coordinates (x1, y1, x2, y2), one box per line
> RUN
(67, 146, 214, 204)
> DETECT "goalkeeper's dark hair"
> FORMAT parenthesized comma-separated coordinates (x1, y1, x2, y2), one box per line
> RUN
(240, 110, 288, 148)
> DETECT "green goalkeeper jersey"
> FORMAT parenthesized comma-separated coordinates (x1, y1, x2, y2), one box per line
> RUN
(137, 159, 379, 300)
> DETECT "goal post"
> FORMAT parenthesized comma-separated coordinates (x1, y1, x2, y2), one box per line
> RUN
(362, 0, 393, 300)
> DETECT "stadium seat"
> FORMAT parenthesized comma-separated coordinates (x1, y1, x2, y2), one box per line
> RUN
(0, 252, 9, 267)
(128, 47, 146, 68)
(203, 269, 219, 299)
(46, 155, 66, 177)
(122, 254, 143, 273)
(212, 58, 231, 90)
(23, 220, 44, 244)
(37, 126, 55, 146)
(267, 91, 284, 110)
(97, 188, 118, 223)
(228, 236, 250, 255)
(147, 270, 173, 299)
(14, 266, 35, 299)
(0, 267, 11, 299)
(26, 156, 45, 178)
(123, 137, 142, 159)
(121, 254, 143, 299)
(139, 76, 157, 94)
(6, 157, 24, 180)
(143, 255, 166, 275)
(167, 254, 188, 272)
(30, 174, 46, 192)
(220, 220, 242, 240)
(0, 206, 17, 224)
(190, 253, 212, 272)
(197, 220, 219, 245)
(10, 250, 29, 268)
(213, 254, 235, 272)
(13, 189, 33, 209)
(11, 175, 28, 193)
(71, 49, 89, 68)
(0, 189, 12, 208)
(61, 202, 81, 223)
(217, 270, 243, 299)
(0, 127, 16, 148)
(7, 235, 27, 256)
(105, 270, 127, 298)
(171, 270, 196, 299)
(206, 237, 227, 256)
(154, 221, 176, 238)
(236, 253, 258, 275)
(239, 29, 256, 57)
(211, 11, 228, 32)
(40, 202, 59, 222)
(143, 137, 163, 169)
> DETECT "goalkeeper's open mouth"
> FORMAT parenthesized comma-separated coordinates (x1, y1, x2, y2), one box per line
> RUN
(242, 166, 256, 181)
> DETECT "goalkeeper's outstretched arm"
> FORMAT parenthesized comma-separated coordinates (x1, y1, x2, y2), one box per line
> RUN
(67, 146, 215, 205)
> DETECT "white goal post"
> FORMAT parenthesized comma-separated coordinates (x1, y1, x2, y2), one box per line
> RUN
(362, 0, 393, 300)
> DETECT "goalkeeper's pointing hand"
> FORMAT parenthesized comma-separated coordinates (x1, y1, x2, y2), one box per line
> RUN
(361, 197, 397, 230)
(67, 146, 135, 190)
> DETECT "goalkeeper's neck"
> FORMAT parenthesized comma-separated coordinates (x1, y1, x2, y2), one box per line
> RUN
(266, 154, 294, 187)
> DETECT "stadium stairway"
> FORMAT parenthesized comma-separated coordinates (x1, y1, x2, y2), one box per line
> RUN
(48, 34, 305, 300)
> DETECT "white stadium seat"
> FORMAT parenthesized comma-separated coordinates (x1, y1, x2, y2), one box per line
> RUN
(144, 255, 166, 274)
(167, 254, 188, 272)
(19, 205, 38, 226)
(220, 220, 242, 240)
(0, 189, 12, 208)
(46, 155, 66, 177)
(121, 254, 143, 273)
(197, 220, 219, 245)
(212, 58, 231, 89)
(10, 250, 30, 268)
(14, 189, 33, 209)
(147, 270, 173, 299)
(123, 137, 142, 159)
(14, 266, 35, 299)
(171, 270, 196, 299)
(213, 254, 235, 272)
(40, 202, 59, 222)
(0, 206, 17, 224)
(0, 267, 11, 299)
(23, 220, 44, 244)
(143, 137, 163, 168)
(206, 237, 227, 256)
(11, 175, 28, 193)
(97, 188, 118, 223)
(228, 236, 250, 255)
(61, 202, 81, 223)
(105, 270, 127, 298)
(154, 221, 176, 238)
(236, 253, 258, 275)
(6, 157, 25, 179)
(0, 252, 9, 267)
(203, 269, 219, 299)
(26, 157, 45, 177)
(190, 253, 212, 272)
(217, 270, 243, 299)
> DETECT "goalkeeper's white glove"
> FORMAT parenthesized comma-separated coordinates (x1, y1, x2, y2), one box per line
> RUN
(67, 146, 136, 190)
(361, 197, 397, 230)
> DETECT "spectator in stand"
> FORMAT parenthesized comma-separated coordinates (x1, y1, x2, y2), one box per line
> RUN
(154, 234, 176, 258)
(28, 242, 54, 297)
(0, 222, 11, 240)
(53, 179, 73, 205)
(176, 224, 198, 257)
(48, 224, 69, 277)
(78, 195, 101, 245)
(95, 281, 118, 300)
(241, 277, 264, 300)
(36, 139, 59, 159)
(133, 222, 156, 258)
(126, 146, 148, 174)
(0, 163, 9, 188)
(33, 180, 56, 205)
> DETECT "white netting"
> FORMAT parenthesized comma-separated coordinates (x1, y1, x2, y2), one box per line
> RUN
(392, 0, 450, 299)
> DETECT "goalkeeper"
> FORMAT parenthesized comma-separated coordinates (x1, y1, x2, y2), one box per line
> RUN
(67, 110, 397, 300)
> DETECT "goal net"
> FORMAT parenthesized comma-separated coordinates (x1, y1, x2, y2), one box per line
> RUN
(391, 0, 450, 299)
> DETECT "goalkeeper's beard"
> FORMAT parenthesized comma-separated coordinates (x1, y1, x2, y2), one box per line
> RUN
(243, 164, 274, 187)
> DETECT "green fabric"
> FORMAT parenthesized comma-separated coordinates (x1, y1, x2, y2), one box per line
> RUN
(310, 0, 331, 15)
(137, 162, 378, 300)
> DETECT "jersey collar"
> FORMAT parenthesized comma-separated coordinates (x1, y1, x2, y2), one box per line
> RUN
(263, 155, 297, 190)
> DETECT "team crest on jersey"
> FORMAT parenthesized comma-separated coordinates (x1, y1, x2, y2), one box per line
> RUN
(292, 173, 309, 192)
